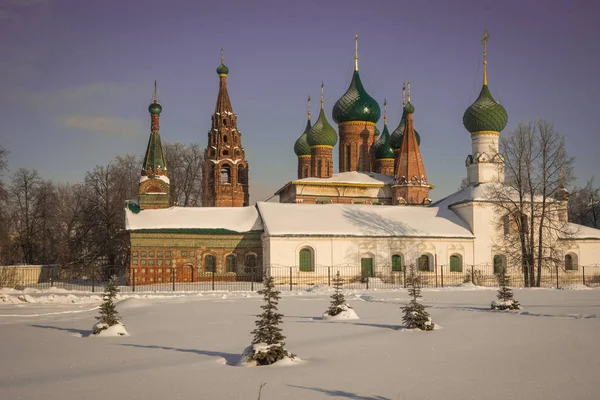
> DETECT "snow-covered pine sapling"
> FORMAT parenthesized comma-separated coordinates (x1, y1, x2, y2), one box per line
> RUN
(93, 275, 124, 335)
(245, 276, 294, 365)
(327, 271, 349, 317)
(491, 267, 521, 310)
(402, 265, 434, 331)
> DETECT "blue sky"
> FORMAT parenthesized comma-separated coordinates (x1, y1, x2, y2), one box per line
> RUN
(1, 0, 598, 202)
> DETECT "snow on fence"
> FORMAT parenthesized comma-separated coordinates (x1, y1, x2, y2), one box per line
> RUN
(1, 263, 599, 292)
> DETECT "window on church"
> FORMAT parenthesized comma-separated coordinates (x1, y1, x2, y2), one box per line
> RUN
(220, 165, 231, 184)
(392, 254, 403, 272)
(358, 146, 364, 172)
(226, 254, 236, 273)
(299, 248, 313, 272)
(419, 254, 431, 272)
(223, 150, 229, 156)
(345, 144, 351, 171)
(493, 255, 505, 274)
(204, 255, 215, 273)
(223, 119, 227, 125)
(565, 254, 578, 271)
(245, 254, 257, 274)
(450, 254, 462, 272)
(317, 162, 322, 177)
(223, 135, 228, 143)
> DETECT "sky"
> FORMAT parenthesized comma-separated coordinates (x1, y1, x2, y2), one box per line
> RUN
(1, 0, 599, 203)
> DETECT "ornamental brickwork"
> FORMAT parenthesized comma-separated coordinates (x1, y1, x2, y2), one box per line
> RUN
(297, 155, 311, 179)
(128, 231, 263, 284)
(310, 146, 334, 178)
(338, 122, 376, 173)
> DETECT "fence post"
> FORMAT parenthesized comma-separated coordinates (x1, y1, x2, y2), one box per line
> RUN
(172, 267, 175, 291)
(556, 263, 559, 289)
(132, 269, 136, 292)
(435, 264, 438, 288)
(91, 268, 95, 293)
(251, 268, 254, 291)
(212, 270, 215, 291)
(366, 274, 369, 290)
(328, 267, 331, 287)
(403, 268, 407, 288)
(191, 267, 194, 283)
(582, 266, 586, 286)
(441, 265, 444, 288)
(471, 265, 474, 284)
(289, 267, 293, 291)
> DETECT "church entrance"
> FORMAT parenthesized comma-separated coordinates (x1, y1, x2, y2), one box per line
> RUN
(361, 258, 374, 282)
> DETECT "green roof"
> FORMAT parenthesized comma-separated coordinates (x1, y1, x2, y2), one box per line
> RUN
(462, 84, 508, 133)
(374, 124, 394, 159)
(307, 107, 338, 147)
(389, 108, 421, 149)
(374, 126, 380, 136)
(332, 71, 381, 124)
(149, 102, 162, 115)
(216, 62, 229, 75)
(294, 119, 312, 156)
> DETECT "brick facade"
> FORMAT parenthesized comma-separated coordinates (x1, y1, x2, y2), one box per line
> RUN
(338, 121, 376, 173)
(297, 155, 311, 179)
(310, 145, 334, 178)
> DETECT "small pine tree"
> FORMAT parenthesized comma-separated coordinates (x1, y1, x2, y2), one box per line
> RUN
(402, 266, 434, 331)
(491, 267, 521, 310)
(94, 275, 121, 334)
(246, 276, 293, 365)
(327, 271, 348, 317)
(252, 276, 285, 345)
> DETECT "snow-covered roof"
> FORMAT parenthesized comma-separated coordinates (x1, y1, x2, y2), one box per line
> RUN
(257, 202, 473, 238)
(564, 223, 600, 240)
(125, 203, 263, 233)
(295, 171, 393, 186)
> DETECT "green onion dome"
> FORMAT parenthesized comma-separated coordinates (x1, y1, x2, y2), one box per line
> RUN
(374, 126, 380, 136)
(389, 108, 420, 149)
(307, 108, 338, 147)
(374, 124, 394, 160)
(332, 71, 381, 124)
(149, 101, 162, 115)
(294, 120, 312, 156)
(216, 62, 229, 75)
(462, 84, 507, 133)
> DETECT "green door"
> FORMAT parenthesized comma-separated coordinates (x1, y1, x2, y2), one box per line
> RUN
(361, 258, 373, 282)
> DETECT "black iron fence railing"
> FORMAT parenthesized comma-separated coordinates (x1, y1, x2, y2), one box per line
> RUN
(1, 263, 599, 292)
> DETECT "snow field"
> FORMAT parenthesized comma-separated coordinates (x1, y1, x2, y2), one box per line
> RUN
(0, 288, 599, 400)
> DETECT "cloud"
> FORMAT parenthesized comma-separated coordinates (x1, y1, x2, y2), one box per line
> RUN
(62, 114, 145, 140)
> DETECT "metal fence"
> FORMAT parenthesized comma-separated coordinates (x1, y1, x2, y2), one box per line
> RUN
(2, 263, 600, 292)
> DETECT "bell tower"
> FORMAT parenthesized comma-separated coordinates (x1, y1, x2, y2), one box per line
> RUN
(202, 51, 249, 207)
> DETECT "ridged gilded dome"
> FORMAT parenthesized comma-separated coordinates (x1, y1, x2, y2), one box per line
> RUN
(374, 124, 394, 160)
(332, 71, 381, 124)
(462, 84, 507, 133)
(294, 119, 312, 156)
(307, 108, 338, 147)
(389, 109, 421, 149)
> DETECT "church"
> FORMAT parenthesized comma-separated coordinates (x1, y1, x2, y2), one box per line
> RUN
(125, 33, 600, 287)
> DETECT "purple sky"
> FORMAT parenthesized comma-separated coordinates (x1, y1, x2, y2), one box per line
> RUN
(1, 0, 599, 202)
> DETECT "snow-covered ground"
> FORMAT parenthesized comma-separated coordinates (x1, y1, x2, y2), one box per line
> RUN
(1, 286, 599, 400)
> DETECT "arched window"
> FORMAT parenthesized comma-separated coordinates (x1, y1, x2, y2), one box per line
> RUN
(345, 144, 351, 171)
(222, 149, 229, 156)
(223, 119, 227, 125)
(392, 254, 403, 272)
(299, 248, 313, 272)
(226, 254, 236, 273)
(204, 255, 215, 273)
(419, 254, 431, 272)
(493, 255, 505, 274)
(223, 135, 228, 143)
(450, 254, 462, 272)
(220, 165, 231, 184)
(317, 162, 322, 177)
(238, 165, 247, 186)
(245, 253, 257, 273)
(565, 254, 578, 271)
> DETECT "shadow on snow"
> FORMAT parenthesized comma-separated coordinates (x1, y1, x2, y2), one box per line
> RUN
(120, 343, 240, 365)
(31, 324, 92, 337)
(288, 384, 392, 400)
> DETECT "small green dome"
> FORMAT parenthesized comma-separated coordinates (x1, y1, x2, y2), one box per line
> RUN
(216, 62, 229, 75)
(462, 84, 508, 133)
(374, 125, 395, 160)
(149, 102, 162, 115)
(307, 108, 338, 147)
(389, 110, 421, 149)
(404, 101, 415, 114)
(332, 71, 381, 124)
(374, 126, 380, 136)
(294, 120, 312, 156)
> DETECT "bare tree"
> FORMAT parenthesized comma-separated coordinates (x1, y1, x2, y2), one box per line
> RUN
(164, 142, 204, 206)
(9, 169, 43, 264)
(569, 177, 600, 229)
(487, 120, 574, 287)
